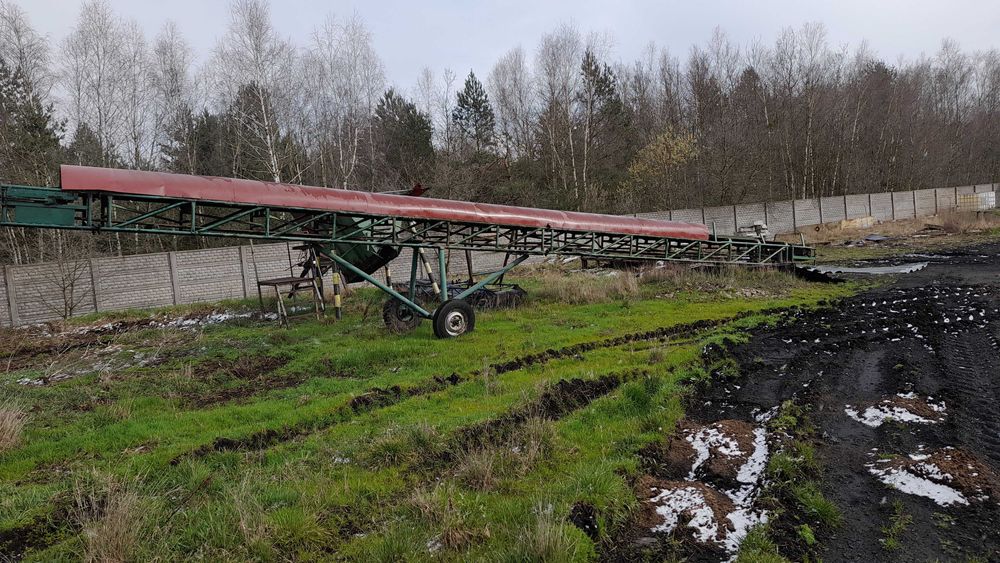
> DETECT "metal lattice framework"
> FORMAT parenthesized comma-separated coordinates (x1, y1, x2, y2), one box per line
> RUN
(1, 186, 813, 265)
(1, 183, 814, 337)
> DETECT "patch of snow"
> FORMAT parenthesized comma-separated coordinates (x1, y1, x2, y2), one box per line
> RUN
(685, 426, 742, 480)
(649, 486, 719, 542)
(844, 395, 945, 427)
(868, 464, 968, 506)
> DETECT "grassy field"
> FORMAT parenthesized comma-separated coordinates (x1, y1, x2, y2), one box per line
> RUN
(0, 265, 855, 561)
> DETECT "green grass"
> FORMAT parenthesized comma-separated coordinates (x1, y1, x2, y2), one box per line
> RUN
(0, 266, 855, 561)
(881, 499, 913, 551)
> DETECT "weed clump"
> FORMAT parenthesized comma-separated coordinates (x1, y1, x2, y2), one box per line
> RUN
(408, 484, 488, 551)
(791, 482, 842, 528)
(72, 472, 147, 563)
(881, 499, 913, 551)
(0, 399, 28, 451)
(505, 503, 589, 562)
(531, 269, 640, 305)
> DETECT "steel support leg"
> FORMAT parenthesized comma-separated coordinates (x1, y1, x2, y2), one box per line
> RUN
(438, 248, 448, 303)
(408, 250, 420, 301)
(318, 248, 433, 318)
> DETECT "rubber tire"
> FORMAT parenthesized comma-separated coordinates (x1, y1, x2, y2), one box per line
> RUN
(432, 299, 476, 338)
(382, 298, 422, 334)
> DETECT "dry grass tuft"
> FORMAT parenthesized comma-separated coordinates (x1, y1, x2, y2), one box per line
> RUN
(515, 502, 583, 561)
(0, 399, 28, 452)
(518, 417, 556, 468)
(454, 417, 556, 492)
(409, 484, 488, 550)
(456, 448, 501, 491)
(531, 269, 640, 304)
(73, 472, 146, 563)
(937, 210, 1000, 234)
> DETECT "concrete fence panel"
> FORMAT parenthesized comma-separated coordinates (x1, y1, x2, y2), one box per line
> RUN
(704, 206, 737, 235)
(94, 253, 173, 311)
(820, 196, 847, 223)
(13, 260, 97, 324)
(845, 194, 871, 219)
(242, 243, 296, 296)
(870, 193, 894, 220)
(635, 210, 672, 221)
(914, 189, 937, 216)
(0, 270, 10, 325)
(793, 198, 821, 227)
(766, 201, 795, 234)
(936, 188, 956, 210)
(735, 203, 767, 232)
(892, 191, 916, 219)
(671, 208, 704, 224)
(174, 247, 245, 305)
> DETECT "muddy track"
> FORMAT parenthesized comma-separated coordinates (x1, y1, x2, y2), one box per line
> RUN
(170, 313, 788, 463)
(683, 242, 1000, 561)
(435, 371, 639, 465)
(489, 306, 798, 375)
(172, 374, 462, 463)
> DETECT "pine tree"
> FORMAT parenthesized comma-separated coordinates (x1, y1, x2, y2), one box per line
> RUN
(451, 71, 496, 153)
(162, 107, 231, 177)
(66, 123, 108, 167)
(374, 88, 434, 186)
(0, 57, 63, 185)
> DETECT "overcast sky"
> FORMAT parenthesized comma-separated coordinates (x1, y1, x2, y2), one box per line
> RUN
(12, 0, 1000, 88)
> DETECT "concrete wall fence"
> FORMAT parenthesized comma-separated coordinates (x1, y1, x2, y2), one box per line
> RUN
(2, 183, 997, 326)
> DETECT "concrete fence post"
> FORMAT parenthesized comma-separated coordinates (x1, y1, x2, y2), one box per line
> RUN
(238, 246, 250, 299)
(791, 198, 797, 232)
(954, 186, 959, 212)
(732, 205, 738, 231)
(890, 191, 896, 221)
(868, 193, 873, 217)
(934, 189, 939, 215)
(4, 265, 18, 326)
(167, 252, 180, 306)
(701, 207, 706, 225)
(818, 197, 824, 225)
(843, 195, 849, 221)
(763, 201, 770, 226)
(88, 259, 100, 313)
(911, 191, 917, 218)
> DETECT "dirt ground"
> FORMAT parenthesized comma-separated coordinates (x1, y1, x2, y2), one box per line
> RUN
(686, 239, 1000, 560)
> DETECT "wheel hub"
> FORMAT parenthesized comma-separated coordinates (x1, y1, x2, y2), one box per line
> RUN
(444, 310, 467, 336)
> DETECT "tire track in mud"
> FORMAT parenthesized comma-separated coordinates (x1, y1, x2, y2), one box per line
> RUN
(934, 328, 1000, 465)
(687, 247, 1000, 561)
(170, 310, 794, 463)
(338, 369, 648, 545)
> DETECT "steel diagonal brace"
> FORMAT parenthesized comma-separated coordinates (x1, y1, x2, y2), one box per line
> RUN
(454, 254, 530, 300)
(332, 216, 391, 242)
(272, 212, 333, 236)
(317, 248, 434, 318)
(196, 207, 262, 233)
(666, 240, 700, 260)
(696, 241, 732, 261)
(591, 234, 633, 256)
(113, 201, 187, 228)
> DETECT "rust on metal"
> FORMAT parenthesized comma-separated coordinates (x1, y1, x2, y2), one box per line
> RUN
(60, 165, 711, 240)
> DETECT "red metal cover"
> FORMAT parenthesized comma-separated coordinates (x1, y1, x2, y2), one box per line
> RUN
(60, 165, 710, 240)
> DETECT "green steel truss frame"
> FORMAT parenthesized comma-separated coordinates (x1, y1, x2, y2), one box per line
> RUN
(1, 184, 814, 328)
(0, 185, 814, 266)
